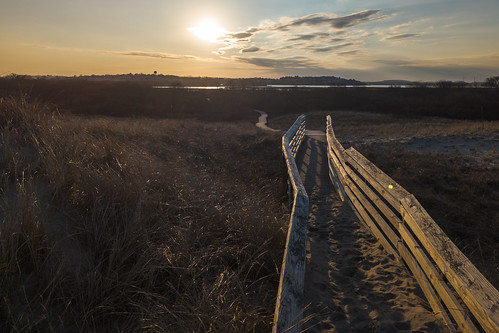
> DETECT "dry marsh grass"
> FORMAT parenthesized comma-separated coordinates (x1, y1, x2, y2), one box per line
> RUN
(1, 77, 498, 121)
(0, 96, 289, 331)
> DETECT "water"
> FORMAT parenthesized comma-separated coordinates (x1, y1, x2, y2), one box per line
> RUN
(152, 84, 413, 90)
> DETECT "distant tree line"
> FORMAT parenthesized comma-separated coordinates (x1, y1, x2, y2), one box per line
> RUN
(2, 73, 499, 88)
(485, 76, 499, 88)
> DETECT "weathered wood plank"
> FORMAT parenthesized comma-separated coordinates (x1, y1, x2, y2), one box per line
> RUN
(326, 131, 346, 159)
(327, 148, 348, 199)
(327, 117, 398, 256)
(273, 191, 309, 333)
(325, 118, 347, 201)
(342, 185, 398, 257)
(341, 153, 401, 246)
(344, 170, 401, 256)
(274, 115, 309, 333)
(401, 196, 499, 333)
(327, 155, 345, 201)
(326, 114, 498, 332)
(344, 148, 402, 229)
(396, 241, 456, 332)
(346, 148, 410, 211)
(399, 222, 478, 332)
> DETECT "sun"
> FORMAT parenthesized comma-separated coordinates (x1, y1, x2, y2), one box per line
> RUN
(188, 19, 227, 43)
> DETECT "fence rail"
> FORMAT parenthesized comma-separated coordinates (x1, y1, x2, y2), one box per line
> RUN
(273, 115, 308, 333)
(326, 115, 499, 333)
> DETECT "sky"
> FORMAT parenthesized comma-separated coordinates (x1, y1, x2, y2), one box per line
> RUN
(1, 0, 499, 81)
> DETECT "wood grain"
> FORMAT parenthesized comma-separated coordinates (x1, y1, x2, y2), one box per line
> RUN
(274, 115, 309, 333)
(401, 196, 499, 332)
(325, 114, 499, 332)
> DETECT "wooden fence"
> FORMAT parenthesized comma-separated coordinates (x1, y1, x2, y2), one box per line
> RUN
(273, 115, 308, 333)
(326, 115, 499, 332)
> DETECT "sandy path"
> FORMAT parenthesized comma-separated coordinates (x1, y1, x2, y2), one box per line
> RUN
(295, 134, 443, 332)
(254, 109, 280, 132)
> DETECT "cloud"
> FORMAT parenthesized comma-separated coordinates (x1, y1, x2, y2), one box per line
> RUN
(374, 59, 414, 66)
(337, 50, 360, 56)
(222, 27, 260, 43)
(389, 23, 411, 32)
(23, 44, 202, 62)
(241, 46, 260, 53)
(383, 33, 421, 40)
(288, 32, 330, 41)
(226, 31, 255, 40)
(211, 9, 392, 72)
(220, 10, 387, 46)
(277, 10, 387, 30)
(313, 42, 354, 53)
(112, 51, 198, 60)
(234, 56, 316, 69)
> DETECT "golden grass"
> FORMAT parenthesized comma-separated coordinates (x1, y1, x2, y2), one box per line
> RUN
(0, 97, 289, 331)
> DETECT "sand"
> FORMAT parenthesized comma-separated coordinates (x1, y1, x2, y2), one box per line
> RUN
(344, 133, 498, 169)
(254, 109, 281, 132)
(295, 134, 444, 332)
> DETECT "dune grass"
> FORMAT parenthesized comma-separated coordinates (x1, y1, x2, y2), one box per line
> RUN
(0, 96, 289, 331)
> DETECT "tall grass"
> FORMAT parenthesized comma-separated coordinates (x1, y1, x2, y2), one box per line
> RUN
(0, 96, 288, 331)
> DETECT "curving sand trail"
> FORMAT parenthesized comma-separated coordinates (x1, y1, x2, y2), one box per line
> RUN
(295, 134, 444, 332)
(254, 109, 281, 132)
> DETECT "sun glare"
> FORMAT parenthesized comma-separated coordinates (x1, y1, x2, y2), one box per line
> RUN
(188, 19, 227, 43)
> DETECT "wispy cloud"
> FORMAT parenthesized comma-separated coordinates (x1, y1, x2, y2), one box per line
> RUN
(234, 56, 317, 69)
(288, 32, 330, 41)
(312, 42, 355, 53)
(221, 10, 387, 44)
(241, 46, 260, 53)
(21, 43, 87, 52)
(389, 23, 411, 32)
(209, 10, 392, 71)
(22, 44, 202, 61)
(382, 33, 421, 41)
(224, 28, 258, 40)
(111, 51, 199, 60)
(277, 10, 387, 30)
(337, 50, 361, 56)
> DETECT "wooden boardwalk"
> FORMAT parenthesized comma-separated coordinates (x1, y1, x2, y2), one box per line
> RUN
(294, 134, 443, 332)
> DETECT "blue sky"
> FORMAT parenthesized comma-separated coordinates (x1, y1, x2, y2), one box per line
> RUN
(1, 0, 498, 81)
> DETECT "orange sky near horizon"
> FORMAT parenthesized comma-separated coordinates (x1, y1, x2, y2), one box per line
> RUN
(1, 0, 499, 81)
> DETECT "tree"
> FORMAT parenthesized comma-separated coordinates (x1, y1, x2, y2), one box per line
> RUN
(435, 80, 454, 88)
(485, 76, 499, 88)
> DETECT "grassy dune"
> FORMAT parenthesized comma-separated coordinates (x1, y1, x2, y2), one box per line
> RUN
(0, 96, 288, 331)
